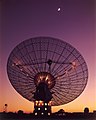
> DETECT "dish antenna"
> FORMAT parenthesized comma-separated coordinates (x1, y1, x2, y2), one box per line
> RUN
(7, 37, 88, 116)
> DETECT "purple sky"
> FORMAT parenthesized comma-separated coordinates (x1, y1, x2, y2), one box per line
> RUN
(0, 0, 96, 112)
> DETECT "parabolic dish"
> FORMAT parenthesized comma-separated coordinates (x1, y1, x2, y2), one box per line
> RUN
(7, 37, 88, 106)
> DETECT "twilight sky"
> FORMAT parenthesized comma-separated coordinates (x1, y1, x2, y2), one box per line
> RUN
(0, 0, 96, 113)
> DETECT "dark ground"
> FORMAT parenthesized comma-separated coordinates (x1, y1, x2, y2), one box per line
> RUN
(0, 112, 96, 120)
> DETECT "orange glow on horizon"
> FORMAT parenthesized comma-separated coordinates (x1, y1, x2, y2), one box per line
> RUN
(0, 85, 96, 113)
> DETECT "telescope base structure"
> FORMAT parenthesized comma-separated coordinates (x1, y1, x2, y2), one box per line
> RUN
(34, 100, 52, 116)
(33, 81, 53, 116)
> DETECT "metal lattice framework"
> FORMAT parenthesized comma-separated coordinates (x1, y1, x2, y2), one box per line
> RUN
(7, 37, 88, 106)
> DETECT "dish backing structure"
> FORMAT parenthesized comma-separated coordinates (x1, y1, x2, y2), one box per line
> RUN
(7, 37, 88, 116)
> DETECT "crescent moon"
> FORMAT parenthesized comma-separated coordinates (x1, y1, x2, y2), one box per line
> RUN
(58, 8, 61, 12)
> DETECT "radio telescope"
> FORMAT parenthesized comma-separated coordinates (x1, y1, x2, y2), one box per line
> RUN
(7, 37, 88, 116)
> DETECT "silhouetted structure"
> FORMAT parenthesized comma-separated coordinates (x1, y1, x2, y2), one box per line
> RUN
(7, 37, 88, 117)
(33, 82, 52, 116)
(55, 109, 65, 116)
(17, 110, 24, 115)
(84, 107, 89, 114)
(4, 104, 8, 113)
